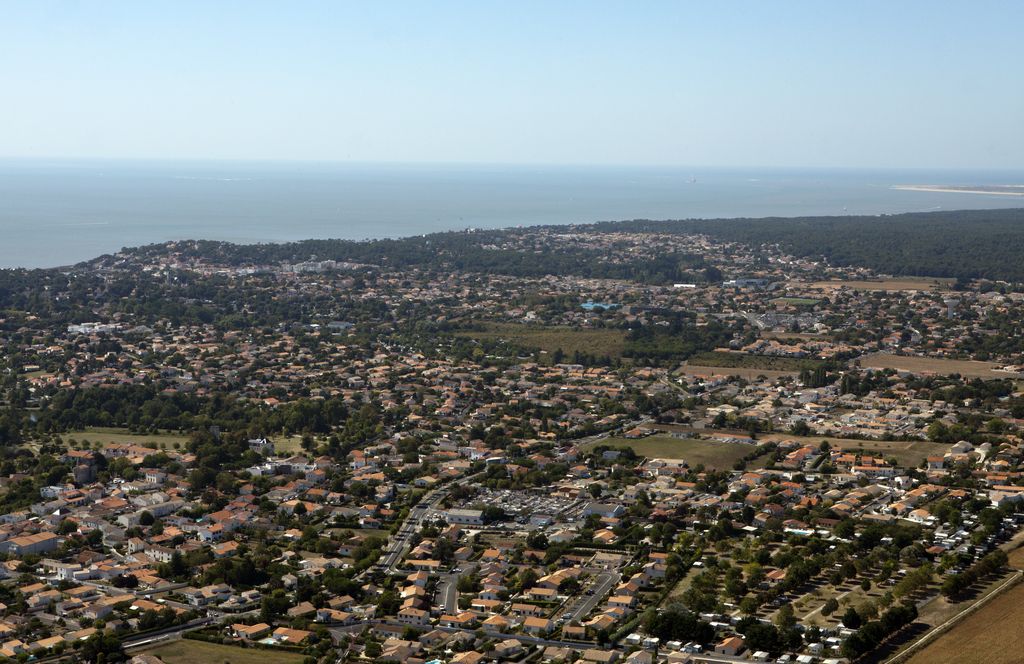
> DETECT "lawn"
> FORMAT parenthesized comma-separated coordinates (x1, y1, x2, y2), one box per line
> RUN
(454, 323, 627, 359)
(590, 435, 755, 469)
(139, 639, 305, 664)
(906, 578, 1024, 664)
(858, 352, 1022, 379)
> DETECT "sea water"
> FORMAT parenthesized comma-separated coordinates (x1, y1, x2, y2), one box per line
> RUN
(0, 159, 1021, 268)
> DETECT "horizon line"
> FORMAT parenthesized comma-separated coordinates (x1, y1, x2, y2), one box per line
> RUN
(0, 155, 1022, 173)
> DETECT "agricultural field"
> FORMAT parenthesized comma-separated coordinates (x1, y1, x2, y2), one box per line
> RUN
(453, 323, 627, 359)
(138, 639, 306, 664)
(590, 434, 755, 469)
(906, 580, 1024, 664)
(859, 352, 1022, 379)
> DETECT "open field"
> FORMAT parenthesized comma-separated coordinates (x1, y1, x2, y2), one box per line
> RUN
(590, 435, 754, 469)
(806, 278, 953, 292)
(274, 436, 307, 454)
(859, 352, 1022, 379)
(680, 364, 799, 380)
(760, 433, 949, 467)
(62, 427, 192, 449)
(139, 639, 306, 664)
(771, 296, 820, 306)
(1008, 544, 1024, 571)
(760, 331, 831, 342)
(906, 579, 1024, 664)
(453, 323, 627, 358)
(687, 351, 823, 372)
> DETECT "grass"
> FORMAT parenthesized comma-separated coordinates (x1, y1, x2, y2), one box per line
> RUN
(771, 297, 820, 306)
(589, 435, 755, 469)
(274, 436, 307, 455)
(139, 640, 306, 664)
(807, 277, 954, 292)
(761, 433, 949, 468)
(906, 578, 1024, 664)
(453, 323, 627, 359)
(688, 351, 824, 372)
(60, 427, 192, 449)
(858, 352, 1021, 379)
(680, 364, 800, 380)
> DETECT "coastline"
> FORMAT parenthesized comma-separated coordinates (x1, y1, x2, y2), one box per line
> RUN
(893, 184, 1024, 196)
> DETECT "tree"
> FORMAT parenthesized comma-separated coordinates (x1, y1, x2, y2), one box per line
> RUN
(842, 607, 862, 629)
(774, 603, 796, 630)
(790, 421, 811, 436)
(80, 633, 125, 663)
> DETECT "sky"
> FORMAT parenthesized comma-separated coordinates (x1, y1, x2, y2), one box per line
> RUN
(2, 1, 1022, 169)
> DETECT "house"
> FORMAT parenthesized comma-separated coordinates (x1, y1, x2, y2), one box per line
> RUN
(271, 627, 312, 645)
(716, 636, 745, 656)
(397, 607, 430, 626)
(0, 532, 60, 556)
(522, 616, 553, 635)
(231, 623, 271, 640)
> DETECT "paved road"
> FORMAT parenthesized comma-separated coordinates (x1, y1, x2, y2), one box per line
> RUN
(561, 570, 619, 621)
(365, 471, 485, 579)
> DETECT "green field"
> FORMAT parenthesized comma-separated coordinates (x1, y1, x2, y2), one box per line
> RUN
(454, 323, 627, 358)
(771, 297, 821, 306)
(589, 435, 755, 469)
(689, 351, 824, 372)
(761, 433, 949, 468)
(139, 639, 305, 664)
(60, 427, 192, 449)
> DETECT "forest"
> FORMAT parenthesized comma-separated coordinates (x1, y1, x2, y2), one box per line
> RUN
(594, 208, 1024, 282)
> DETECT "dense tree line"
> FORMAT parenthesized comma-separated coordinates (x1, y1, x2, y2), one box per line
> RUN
(119, 235, 710, 285)
(593, 208, 1024, 282)
(941, 549, 1009, 598)
(840, 602, 919, 660)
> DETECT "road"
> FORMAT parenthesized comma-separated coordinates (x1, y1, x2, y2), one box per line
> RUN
(330, 619, 595, 650)
(558, 570, 619, 622)
(365, 471, 485, 579)
(435, 562, 476, 614)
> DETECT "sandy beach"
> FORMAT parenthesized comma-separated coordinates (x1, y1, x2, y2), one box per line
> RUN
(893, 184, 1024, 196)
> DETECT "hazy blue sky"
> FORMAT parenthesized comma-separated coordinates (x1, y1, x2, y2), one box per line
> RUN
(3, 1, 1022, 168)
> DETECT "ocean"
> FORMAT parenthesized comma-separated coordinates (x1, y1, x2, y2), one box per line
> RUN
(0, 159, 1021, 269)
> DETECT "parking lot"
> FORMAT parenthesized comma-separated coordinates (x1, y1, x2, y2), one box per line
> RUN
(455, 488, 586, 524)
